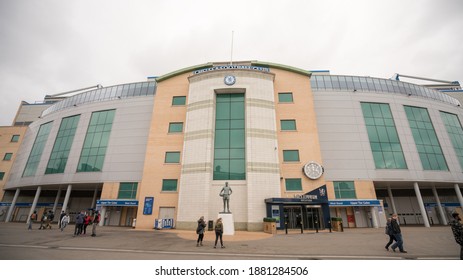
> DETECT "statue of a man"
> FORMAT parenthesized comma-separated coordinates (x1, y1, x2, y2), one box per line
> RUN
(219, 182, 232, 213)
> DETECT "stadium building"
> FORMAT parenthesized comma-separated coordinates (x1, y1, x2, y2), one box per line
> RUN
(1, 61, 463, 231)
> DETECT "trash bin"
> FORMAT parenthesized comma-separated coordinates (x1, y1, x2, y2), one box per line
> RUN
(154, 219, 163, 230)
(132, 218, 136, 228)
(208, 220, 214, 231)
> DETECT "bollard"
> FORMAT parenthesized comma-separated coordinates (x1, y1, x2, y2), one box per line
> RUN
(315, 215, 319, 233)
(328, 220, 332, 233)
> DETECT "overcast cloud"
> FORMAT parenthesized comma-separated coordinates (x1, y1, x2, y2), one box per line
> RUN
(1, 0, 462, 125)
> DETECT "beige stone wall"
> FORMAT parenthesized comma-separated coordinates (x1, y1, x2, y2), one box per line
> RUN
(273, 69, 325, 195)
(0, 126, 27, 200)
(136, 73, 188, 229)
(100, 182, 120, 199)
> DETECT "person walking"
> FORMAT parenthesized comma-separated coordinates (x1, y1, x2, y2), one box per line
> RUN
(449, 212, 463, 260)
(91, 211, 100, 237)
(384, 217, 396, 251)
(214, 217, 225, 249)
(196, 216, 206, 247)
(74, 211, 85, 236)
(390, 214, 407, 253)
(28, 211, 37, 230)
(60, 213, 70, 232)
(58, 210, 66, 229)
(83, 213, 91, 234)
(38, 212, 47, 230)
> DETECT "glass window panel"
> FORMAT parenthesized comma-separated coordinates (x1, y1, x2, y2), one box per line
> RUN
(172, 96, 186, 106)
(165, 152, 180, 163)
(334, 181, 356, 199)
(168, 122, 183, 133)
(23, 122, 53, 177)
(216, 103, 230, 119)
(281, 120, 297, 131)
(229, 159, 245, 180)
(285, 178, 302, 191)
(230, 119, 244, 129)
(214, 149, 229, 159)
(230, 102, 244, 119)
(278, 93, 293, 103)
(440, 111, 463, 170)
(283, 150, 300, 162)
(162, 179, 178, 192)
(229, 148, 245, 159)
(216, 120, 230, 129)
(214, 130, 230, 148)
(230, 130, 245, 148)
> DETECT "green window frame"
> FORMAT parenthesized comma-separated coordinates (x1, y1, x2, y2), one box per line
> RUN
(168, 122, 183, 133)
(440, 111, 463, 170)
(285, 178, 302, 191)
(118, 182, 138, 199)
(162, 179, 178, 192)
(334, 181, 356, 199)
(213, 93, 246, 180)
(361, 102, 407, 169)
(3, 153, 13, 161)
(172, 96, 186, 106)
(165, 151, 181, 163)
(45, 115, 80, 174)
(77, 110, 115, 172)
(11, 135, 20, 142)
(281, 120, 297, 131)
(23, 121, 53, 177)
(278, 92, 293, 103)
(283, 150, 300, 162)
(404, 106, 448, 171)
(0, 172, 5, 180)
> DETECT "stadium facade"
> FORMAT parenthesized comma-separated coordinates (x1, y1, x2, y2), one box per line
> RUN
(1, 61, 463, 231)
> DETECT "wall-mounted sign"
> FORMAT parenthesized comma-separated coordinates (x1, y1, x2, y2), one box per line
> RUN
(143, 197, 154, 215)
(193, 65, 270, 75)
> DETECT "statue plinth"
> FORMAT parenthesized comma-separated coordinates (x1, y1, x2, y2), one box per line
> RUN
(218, 213, 235, 235)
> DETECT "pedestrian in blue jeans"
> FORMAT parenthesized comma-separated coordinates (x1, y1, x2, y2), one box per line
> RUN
(390, 214, 407, 253)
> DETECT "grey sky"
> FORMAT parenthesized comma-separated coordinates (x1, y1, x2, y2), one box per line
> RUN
(1, 0, 462, 125)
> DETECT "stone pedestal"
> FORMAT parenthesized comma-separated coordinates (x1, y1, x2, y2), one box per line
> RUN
(218, 213, 235, 235)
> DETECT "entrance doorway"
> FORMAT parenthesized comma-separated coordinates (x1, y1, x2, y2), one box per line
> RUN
(283, 206, 302, 229)
(305, 206, 324, 229)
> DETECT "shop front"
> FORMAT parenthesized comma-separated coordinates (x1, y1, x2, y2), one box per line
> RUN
(329, 199, 384, 228)
(96, 199, 138, 227)
(265, 185, 330, 230)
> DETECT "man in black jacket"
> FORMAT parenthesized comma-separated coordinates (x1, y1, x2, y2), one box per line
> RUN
(390, 214, 407, 253)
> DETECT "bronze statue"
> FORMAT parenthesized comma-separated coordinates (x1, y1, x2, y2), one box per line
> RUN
(219, 182, 232, 213)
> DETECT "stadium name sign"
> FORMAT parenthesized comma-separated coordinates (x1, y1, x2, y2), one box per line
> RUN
(193, 65, 270, 75)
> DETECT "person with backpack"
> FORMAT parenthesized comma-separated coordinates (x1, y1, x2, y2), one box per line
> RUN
(196, 216, 206, 247)
(390, 213, 407, 253)
(449, 212, 463, 260)
(384, 217, 396, 251)
(74, 211, 85, 236)
(91, 210, 101, 237)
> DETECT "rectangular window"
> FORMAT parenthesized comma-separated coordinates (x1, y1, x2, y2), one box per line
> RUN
(168, 122, 183, 133)
(118, 182, 138, 199)
(3, 153, 12, 161)
(77, 110, 115, 172)
(361, 103, 407, 169)
(281, 120, 297, 131)
(440, 111, 463, 170)
(45, 115, 80, 174)
(172, 96, 186, 106)
(278, 92, 293, 103)
(334, 181, 356, 199)
(213, 93, 246, 180)
(0, 172, 5, 180)
(23, 121, 53, 177)
(285, 178, 302, 191)
(11, 135, 20, 142)
(165, 151, 180, 163)
(283, 150, 300, 162)
(404, 106, 448, 170)
(162, 179, 178, 192)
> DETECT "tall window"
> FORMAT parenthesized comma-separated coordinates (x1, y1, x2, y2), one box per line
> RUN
(404, 106, 448, 170)
(213, 93, 246, 180)
(333, 181, 356, 199)
(77, 110, 115, 172)
(46, 115, 80, 174)
(23, 121, 53, 177)
(440, 111, 463, 170)
(361, 102, 407, 169)
(118, 182, 138, 199)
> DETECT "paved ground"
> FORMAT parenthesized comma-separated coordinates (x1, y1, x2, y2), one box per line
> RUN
(0, 222, 460, 260)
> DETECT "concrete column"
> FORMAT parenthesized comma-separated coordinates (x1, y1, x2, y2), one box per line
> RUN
(414, 182, 430, 227)
(52, 187, 62, 216)
(62, 185, 72, 213)
(370, 206, 379, 228)
(91, 187, 98, 210)
(432, 186, 447, 225)
(99, 207, 106, 226)
(26, 186, 42, 224)
(5, 189, 20, 223)
(387, 186, 397, 215)
(455, 184, 463, 209)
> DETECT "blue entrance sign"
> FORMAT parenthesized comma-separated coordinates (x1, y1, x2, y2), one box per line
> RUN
(143, 197, 154, 215)
(329, 200, 381, 206)
(96, 200, 138, 206)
